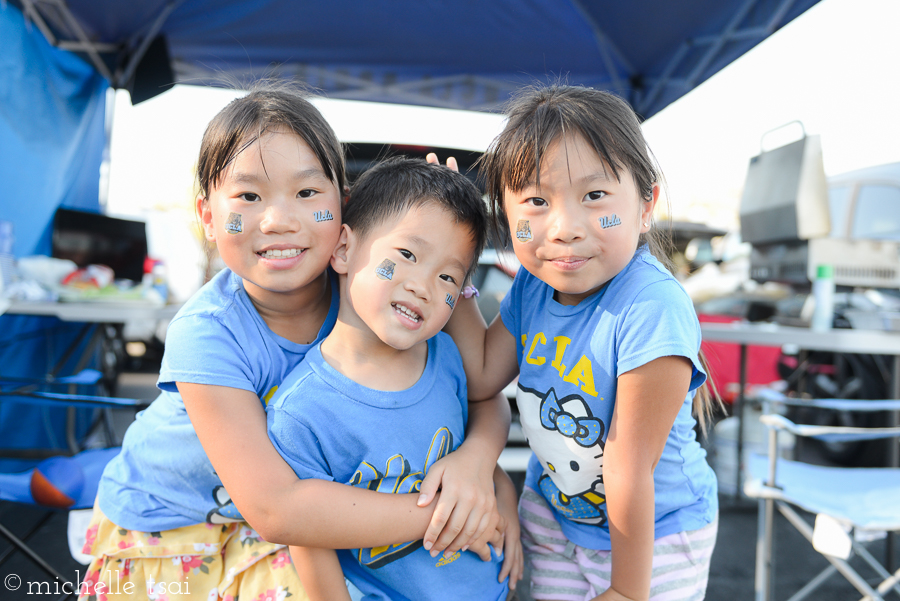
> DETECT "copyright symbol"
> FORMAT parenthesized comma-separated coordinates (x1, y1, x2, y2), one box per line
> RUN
(4, 573, 21, 591)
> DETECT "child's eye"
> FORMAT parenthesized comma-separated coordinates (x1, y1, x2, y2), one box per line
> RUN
(526, 197, 548, 207)
(398, 249, 416, 262)
(439, 274, 457, 284)
(585, 191, 607, 201)
(298, 189, 318, 199)
(239, 192, 260, 202)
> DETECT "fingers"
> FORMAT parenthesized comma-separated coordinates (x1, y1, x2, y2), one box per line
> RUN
(424, 152, 459, 172)
(499, 531, 524, 589)
(417, 464, 442, 508)
(428, 490, 476, 556)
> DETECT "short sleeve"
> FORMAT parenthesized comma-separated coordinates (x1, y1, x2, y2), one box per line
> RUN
(266, 407, 335, 482)
(499, 266, 530, 364)
(158, 313, 256, 393)
(611, 279, 706, 391)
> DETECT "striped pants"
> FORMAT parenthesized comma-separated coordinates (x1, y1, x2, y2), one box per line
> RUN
(519, 486, 717, 601)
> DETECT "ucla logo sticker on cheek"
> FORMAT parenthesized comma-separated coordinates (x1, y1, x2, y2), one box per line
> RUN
(375, 259, 395, 280)
(445, 293, 455, 309)
(314, 210, 333, 222)
(225, 212, 243, 234)
(516, 219, 533, 242)
(599, 214, 621, 229)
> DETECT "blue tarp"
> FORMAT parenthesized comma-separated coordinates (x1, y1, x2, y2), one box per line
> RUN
(1, 6, 105, 467)
(1, 5, 107, 258)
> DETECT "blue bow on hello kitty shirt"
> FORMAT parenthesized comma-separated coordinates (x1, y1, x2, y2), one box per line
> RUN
(539, 388, 604, 447)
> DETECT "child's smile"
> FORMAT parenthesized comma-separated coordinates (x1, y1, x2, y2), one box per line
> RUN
(336, 204, 476, 352)
(503, 133, 657, 306)
(199, 129, 342, 303)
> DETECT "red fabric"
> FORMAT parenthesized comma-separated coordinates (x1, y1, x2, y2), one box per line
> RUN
(699, 314, 782, 404)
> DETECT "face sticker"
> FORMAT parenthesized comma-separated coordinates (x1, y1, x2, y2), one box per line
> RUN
(599, 214, 622, 229)
(515, 219, 532, 242)
(314, 210, 334, 222)
(445, 293, 455, 309)
(375, 258, 395, 280)
(225, 212, 243, 234)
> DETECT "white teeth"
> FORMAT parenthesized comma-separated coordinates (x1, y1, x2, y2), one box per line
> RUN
(261, 248, 302, 258)
(392, 303, 420, 322)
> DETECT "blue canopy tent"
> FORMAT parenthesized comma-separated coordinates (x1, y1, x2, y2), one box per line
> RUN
(0, 0, 821, 459)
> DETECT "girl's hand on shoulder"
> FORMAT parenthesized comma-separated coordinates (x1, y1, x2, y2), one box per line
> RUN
(417, 445, 499, 558)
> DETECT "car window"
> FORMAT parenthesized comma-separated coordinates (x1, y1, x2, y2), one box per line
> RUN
(851, 184, 900, 240)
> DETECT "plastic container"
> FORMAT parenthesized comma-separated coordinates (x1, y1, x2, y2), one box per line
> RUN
(811, 264, 835, 332)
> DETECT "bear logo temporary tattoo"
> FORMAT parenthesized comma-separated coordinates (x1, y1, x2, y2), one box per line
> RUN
(375, 258, 396, 280)
(445, 293, 455, 309)
(599, 214, 621, 229)
(516, 219, 533, 242)
(314, 210, 334, 222)
(225, 212, 243, 234)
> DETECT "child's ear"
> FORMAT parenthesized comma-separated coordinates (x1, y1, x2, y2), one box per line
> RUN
(641, 183, 660, 232)
(197, 195, 216, 242)
(331, 224, 354, 274)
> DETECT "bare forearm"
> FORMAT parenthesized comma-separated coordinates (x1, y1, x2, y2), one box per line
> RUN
(463, 392, 511, 466)
(290, 546, 351, 601)
(257, 480, 438, 548)
(605, 471, 656, 600)
(444, 296, 489, 383)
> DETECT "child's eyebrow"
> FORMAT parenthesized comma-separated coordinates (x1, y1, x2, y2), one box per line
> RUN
(228, 168, 328, 185)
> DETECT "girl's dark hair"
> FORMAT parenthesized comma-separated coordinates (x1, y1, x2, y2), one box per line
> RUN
(196, 81, 346, 200)
(480, 84, 721, 429)
(345, 156, 488, 274)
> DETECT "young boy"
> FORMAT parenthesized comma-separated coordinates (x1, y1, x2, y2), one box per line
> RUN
(266, 157, 520, 601)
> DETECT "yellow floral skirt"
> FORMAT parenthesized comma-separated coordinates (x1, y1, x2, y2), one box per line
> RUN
(77, 506, 308, 601)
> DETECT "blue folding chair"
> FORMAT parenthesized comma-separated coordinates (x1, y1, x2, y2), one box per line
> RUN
(745, 390, 900, 601)
(0, 370, 147, 597)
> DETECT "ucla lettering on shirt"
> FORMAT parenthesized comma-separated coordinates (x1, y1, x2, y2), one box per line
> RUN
(521, 331, 598, 397)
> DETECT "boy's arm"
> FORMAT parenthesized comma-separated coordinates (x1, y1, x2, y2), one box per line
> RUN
(289, 546, 351, 601)
(443, 297, 519, 400)
(598, 356, 692, 601)
(181, 383, 441, 548)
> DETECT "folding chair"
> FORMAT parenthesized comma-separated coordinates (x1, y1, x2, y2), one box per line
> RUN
(0, 373, 148, 598)
(745, 389, 900, 601)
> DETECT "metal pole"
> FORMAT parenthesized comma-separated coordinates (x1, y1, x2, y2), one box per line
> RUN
(887, 355, 900, 572)
(736, 343, 748, 500)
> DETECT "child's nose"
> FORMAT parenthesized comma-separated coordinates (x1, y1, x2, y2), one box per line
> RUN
(404, 276, 430, 301)
(548, 203, 586, 242)
(259, 200, 301, 233)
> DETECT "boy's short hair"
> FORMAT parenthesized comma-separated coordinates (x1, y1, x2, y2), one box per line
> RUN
(344, 156, 488, 273)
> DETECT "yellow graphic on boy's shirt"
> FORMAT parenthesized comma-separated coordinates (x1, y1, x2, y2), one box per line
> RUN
(521, 331, 598, 397)
(262, 386, 278, 406)
(352, 427, 455, 569)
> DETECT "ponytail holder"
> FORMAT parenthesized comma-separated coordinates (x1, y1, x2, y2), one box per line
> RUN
(461, 285, 479, 299)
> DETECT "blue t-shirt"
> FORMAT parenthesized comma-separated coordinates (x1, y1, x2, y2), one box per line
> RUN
(500, 247, 717, 550)
(267, 333, 508, 601)
(98, 268, 339, 531)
